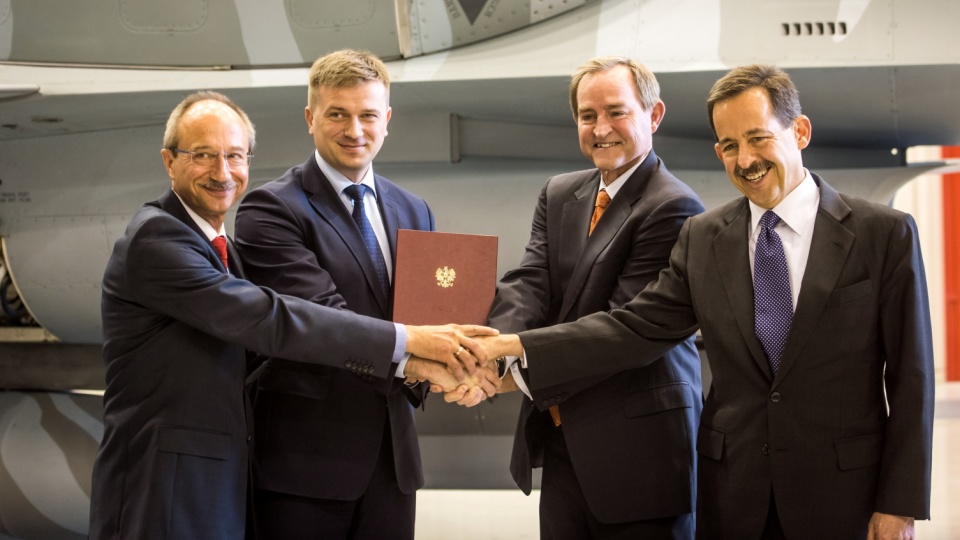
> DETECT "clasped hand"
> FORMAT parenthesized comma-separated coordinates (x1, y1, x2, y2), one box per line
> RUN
(403, 324, 509, 407)
(404, 355, 502, 406)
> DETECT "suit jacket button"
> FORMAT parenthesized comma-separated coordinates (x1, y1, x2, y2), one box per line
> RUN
(762, 443, 770, 455)
(542, 400, 550, 408)
(771, 392, 781, 403)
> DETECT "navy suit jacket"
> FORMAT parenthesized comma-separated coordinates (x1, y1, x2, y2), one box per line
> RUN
(90, 190, 396, 540)
(518, 176, 935, 538)
(235, 156, 434, 500)
(487, 152, 706, 523)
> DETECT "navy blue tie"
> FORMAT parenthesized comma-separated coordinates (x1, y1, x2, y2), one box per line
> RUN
(344, 184, 390, 298)
(754, 211, 793, 374)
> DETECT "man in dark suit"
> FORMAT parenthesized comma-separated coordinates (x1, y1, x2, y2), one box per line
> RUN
(90, 91, 491, 540)
(479, 65, 934, 540)
(234, 49, 493, 540)
(485, 56, 704, 539)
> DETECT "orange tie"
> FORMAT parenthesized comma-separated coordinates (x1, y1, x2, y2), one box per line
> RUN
(588, 189, 611, 235)
(212, 235, 229, 271)
(549, 188, 611, 427)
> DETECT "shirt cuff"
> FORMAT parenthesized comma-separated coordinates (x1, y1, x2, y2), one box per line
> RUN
(392, 323, 410, 378)
(510, 361, 532, 399)
(395, 354, 412, 378)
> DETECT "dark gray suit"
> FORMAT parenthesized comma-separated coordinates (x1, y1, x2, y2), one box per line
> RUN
(488, 152, 705, 535)
(518, 176, 934, 538)
(90, 190, 397, 540)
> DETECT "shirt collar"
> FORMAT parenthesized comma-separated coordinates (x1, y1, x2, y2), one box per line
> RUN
(314, 150, 378, 198)
(749, 168, 819, 237)
(600, 151, 648, 200)
(172, 190, 226, 241)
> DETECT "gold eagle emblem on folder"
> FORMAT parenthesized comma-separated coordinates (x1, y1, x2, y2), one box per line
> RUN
(435, 266, 456, 288)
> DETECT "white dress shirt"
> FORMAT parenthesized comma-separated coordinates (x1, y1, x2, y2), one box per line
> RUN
(747, 169, 820, 310)
(315, 150, 394, 281)
(175, 190, 227, 242)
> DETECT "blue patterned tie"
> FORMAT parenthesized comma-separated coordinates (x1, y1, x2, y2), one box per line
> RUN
(344, 184, 390, 298)
(754, 211, 793, 374)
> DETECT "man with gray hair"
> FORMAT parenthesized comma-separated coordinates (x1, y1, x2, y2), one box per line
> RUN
(486, 56, 704, 539)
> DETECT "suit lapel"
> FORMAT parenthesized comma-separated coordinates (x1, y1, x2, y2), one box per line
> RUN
(714, 199, 773, 378)
(159, 189, 206, 239)
(556, 172, 600, 320)
(774, 176, 853, 384)
(226, 237, 245, 278)
(158, 190, 235, 273)
(302, 158, 390, 313)
(376, 175, 400, 259)
(557, 154, 661, 321)
(375, 175, 399, 312)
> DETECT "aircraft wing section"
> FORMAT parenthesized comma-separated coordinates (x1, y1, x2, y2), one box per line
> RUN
(0, 0, 591, 67)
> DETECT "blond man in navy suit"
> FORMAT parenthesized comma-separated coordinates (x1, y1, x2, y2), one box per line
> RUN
(236, 50, 498, 539)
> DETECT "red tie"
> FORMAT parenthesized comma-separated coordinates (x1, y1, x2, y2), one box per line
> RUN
(549, 188, 612, 427)
(212, 235, 229, 271)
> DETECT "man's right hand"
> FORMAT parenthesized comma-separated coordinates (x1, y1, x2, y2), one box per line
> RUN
(473, 333, 524, 363)
(404, 324, 499, 379)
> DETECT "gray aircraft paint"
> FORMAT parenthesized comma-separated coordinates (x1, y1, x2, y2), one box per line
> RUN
(0, 392, 98, 539)
(0, 0, 586, 65)
(1, 1, 960, 537)
(0, 1, 11, 60)
(234, 0, 302, 65)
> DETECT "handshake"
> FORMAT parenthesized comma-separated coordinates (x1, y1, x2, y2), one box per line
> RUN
(402, 324, 523, 407)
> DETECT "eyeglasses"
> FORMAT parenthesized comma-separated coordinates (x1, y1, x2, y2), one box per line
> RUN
(172, 148, 253, 167)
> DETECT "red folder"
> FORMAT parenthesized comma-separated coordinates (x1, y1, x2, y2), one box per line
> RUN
(392, 230, 498, 325)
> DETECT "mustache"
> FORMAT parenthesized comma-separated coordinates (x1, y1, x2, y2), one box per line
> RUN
(199, 180, 238, 191)
(735, 160, 772, 177)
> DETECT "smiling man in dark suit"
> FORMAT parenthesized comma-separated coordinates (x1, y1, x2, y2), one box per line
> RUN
(235, 49, 495, 540)
(90, 91, 491, 540)
(486, 56, 705, 539)
(478, 64, 934, 540)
